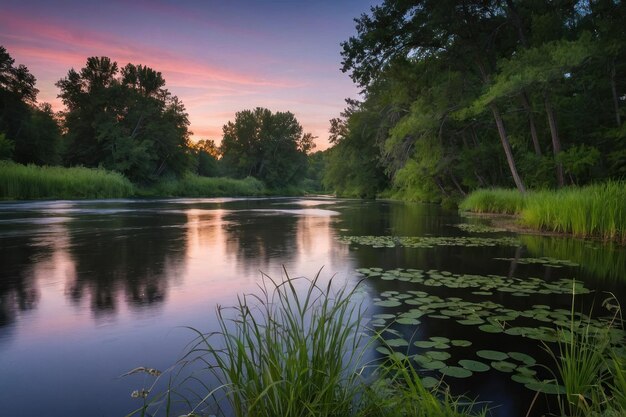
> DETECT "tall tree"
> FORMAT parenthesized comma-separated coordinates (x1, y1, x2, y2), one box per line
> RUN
(219, 108, 314, 188)
(0, 46, 60, 165)
(341, 0, 527, 192)
(56, 57, 192, 182)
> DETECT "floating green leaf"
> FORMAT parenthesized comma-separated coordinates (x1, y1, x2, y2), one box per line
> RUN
(476, 350, 509, 361)
(458, 359, 489, 372)
(441, 366, 473, 378)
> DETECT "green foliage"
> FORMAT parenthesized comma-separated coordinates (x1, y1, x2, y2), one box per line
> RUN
(331, 1, 626, 200)
(140, 174, 264, 198)
(0, 161, 134, 199)
(459, 188, 526, 215)
(0, 46, 61, 166)
(460, 182, 626, 243)
(127, 271, 487, 417)
(521, 182, 626, 243)
(219, 108, 314, 188)
(0, 132, 14, 160)
(57, 57, 192, 182)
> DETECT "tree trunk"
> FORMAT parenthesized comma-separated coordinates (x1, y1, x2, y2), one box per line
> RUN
(610, 59, 622, 127)
(520, 91, 542, 155)
(490, 104, 527, 193)
(544, 93, 565, 187)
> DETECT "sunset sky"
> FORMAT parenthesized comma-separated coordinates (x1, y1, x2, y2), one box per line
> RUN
(0, 0, 377, 149)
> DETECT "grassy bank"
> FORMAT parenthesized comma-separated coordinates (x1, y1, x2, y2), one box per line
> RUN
(0, 162, 275, 200)
(460, 182, 626, 243)
(0, 161, 134, 199)
(138, 174, 265, 197)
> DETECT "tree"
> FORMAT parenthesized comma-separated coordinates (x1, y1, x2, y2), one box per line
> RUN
(341, 0, 528, 192)
(0, 45, 60, 165)
(191, 139, 220, 177)
(219, 108, 314, 188)
(56, 57, 193, 182)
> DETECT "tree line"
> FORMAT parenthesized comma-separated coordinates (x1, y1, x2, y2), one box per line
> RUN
(323, 0, 625, 200)
(0, 46, 314, 188)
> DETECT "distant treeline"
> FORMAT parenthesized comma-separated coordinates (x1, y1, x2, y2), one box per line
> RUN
(321, 0, 626, 200)
(0, 47, 318, 193)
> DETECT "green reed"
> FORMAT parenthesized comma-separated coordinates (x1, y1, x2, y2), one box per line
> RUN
(521, 182, 625, 244)
(540, 289, 625, 417)
(458, 188, 526, 215)
(0, 161, 134, 199)
(363, 349, 487, 417)
(126, 270, 486, 417)
(140, 174, 264, 197)
(460, 182, 626, 243)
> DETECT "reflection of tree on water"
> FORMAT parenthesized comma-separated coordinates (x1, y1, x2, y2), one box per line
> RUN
(0, 235, 43, 328)
(222, 211, 298, 273)
(66, 212, 187, 314)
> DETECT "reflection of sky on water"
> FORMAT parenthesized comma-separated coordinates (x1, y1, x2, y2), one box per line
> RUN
(0, 198, 624, 417)
(0, 198, 356, 417)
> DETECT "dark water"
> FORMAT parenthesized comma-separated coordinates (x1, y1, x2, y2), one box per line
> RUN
(0, 198, 624, 417)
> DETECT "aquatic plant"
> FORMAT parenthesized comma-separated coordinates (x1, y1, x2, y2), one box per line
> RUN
(125, 270, 488, 417)
(460, 182, 626, 243)
(458, 188, 526, 215)
(0, 161, 134, 199)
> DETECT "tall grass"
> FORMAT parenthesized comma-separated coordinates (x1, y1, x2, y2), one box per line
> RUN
(540, 290, 625, 417)
(364, 351, 487, 417)
(460, 182, 626, 243)
(521, 182, 625, 244)
(127, 270, 486, 417)
(0, 161, 134, 199)
(458, 188, 526, 214)
(140, 174, 265, 197)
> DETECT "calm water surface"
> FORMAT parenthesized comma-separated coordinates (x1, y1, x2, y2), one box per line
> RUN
(0, 197, 624, 417)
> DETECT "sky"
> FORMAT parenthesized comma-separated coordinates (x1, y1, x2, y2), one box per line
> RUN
(0, 0, 377, 150)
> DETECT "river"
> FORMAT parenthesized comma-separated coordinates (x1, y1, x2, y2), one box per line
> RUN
(0, 197, 624, 417)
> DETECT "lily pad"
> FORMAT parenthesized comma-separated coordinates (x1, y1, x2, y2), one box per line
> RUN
(476, 350, 509, 361)
(385, 338, 409, 347)
(491, 361, 517, 373)
(441, 366, 473, 378)
(525, 380, 566, 395)
(458, 359, 489, 372)
(375, 300, 402, 308)
(451, 339, 472, 347)
(425, 351, 451, 361)
(422, 360, 447, 370)
(508, 352, 536, 366)
(421, 376, 440, 389)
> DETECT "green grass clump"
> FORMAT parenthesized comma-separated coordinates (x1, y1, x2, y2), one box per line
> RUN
(127, 270, 486, 417)
(0, 161, 134, 199)
(140, 174, 265, 197)
(460, 182, 626, 243)
(458, 188, 526, 214)
(521, 182, 626, 244)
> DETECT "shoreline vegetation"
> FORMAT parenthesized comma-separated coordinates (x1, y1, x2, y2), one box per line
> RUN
(0, 161, 287, 200)
(2, 161, 624, 245)
(127, 271, 625, 417)
(459, 182, 626, 244)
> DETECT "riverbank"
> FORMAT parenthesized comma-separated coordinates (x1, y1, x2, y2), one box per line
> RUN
(459, 183, 626, 244)
(0, 161, 302, 200)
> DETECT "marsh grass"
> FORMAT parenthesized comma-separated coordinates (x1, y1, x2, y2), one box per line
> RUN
(140, 174, 265, 197)
(126, 270, 487, 417)
(458, 188, 526, 214)
(363, 351, 487, 417)
(460, 182, 626, 243)
(0, 161, 134, 199)
(540, 288, 625, 417)
(521, 182, 625, 244)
